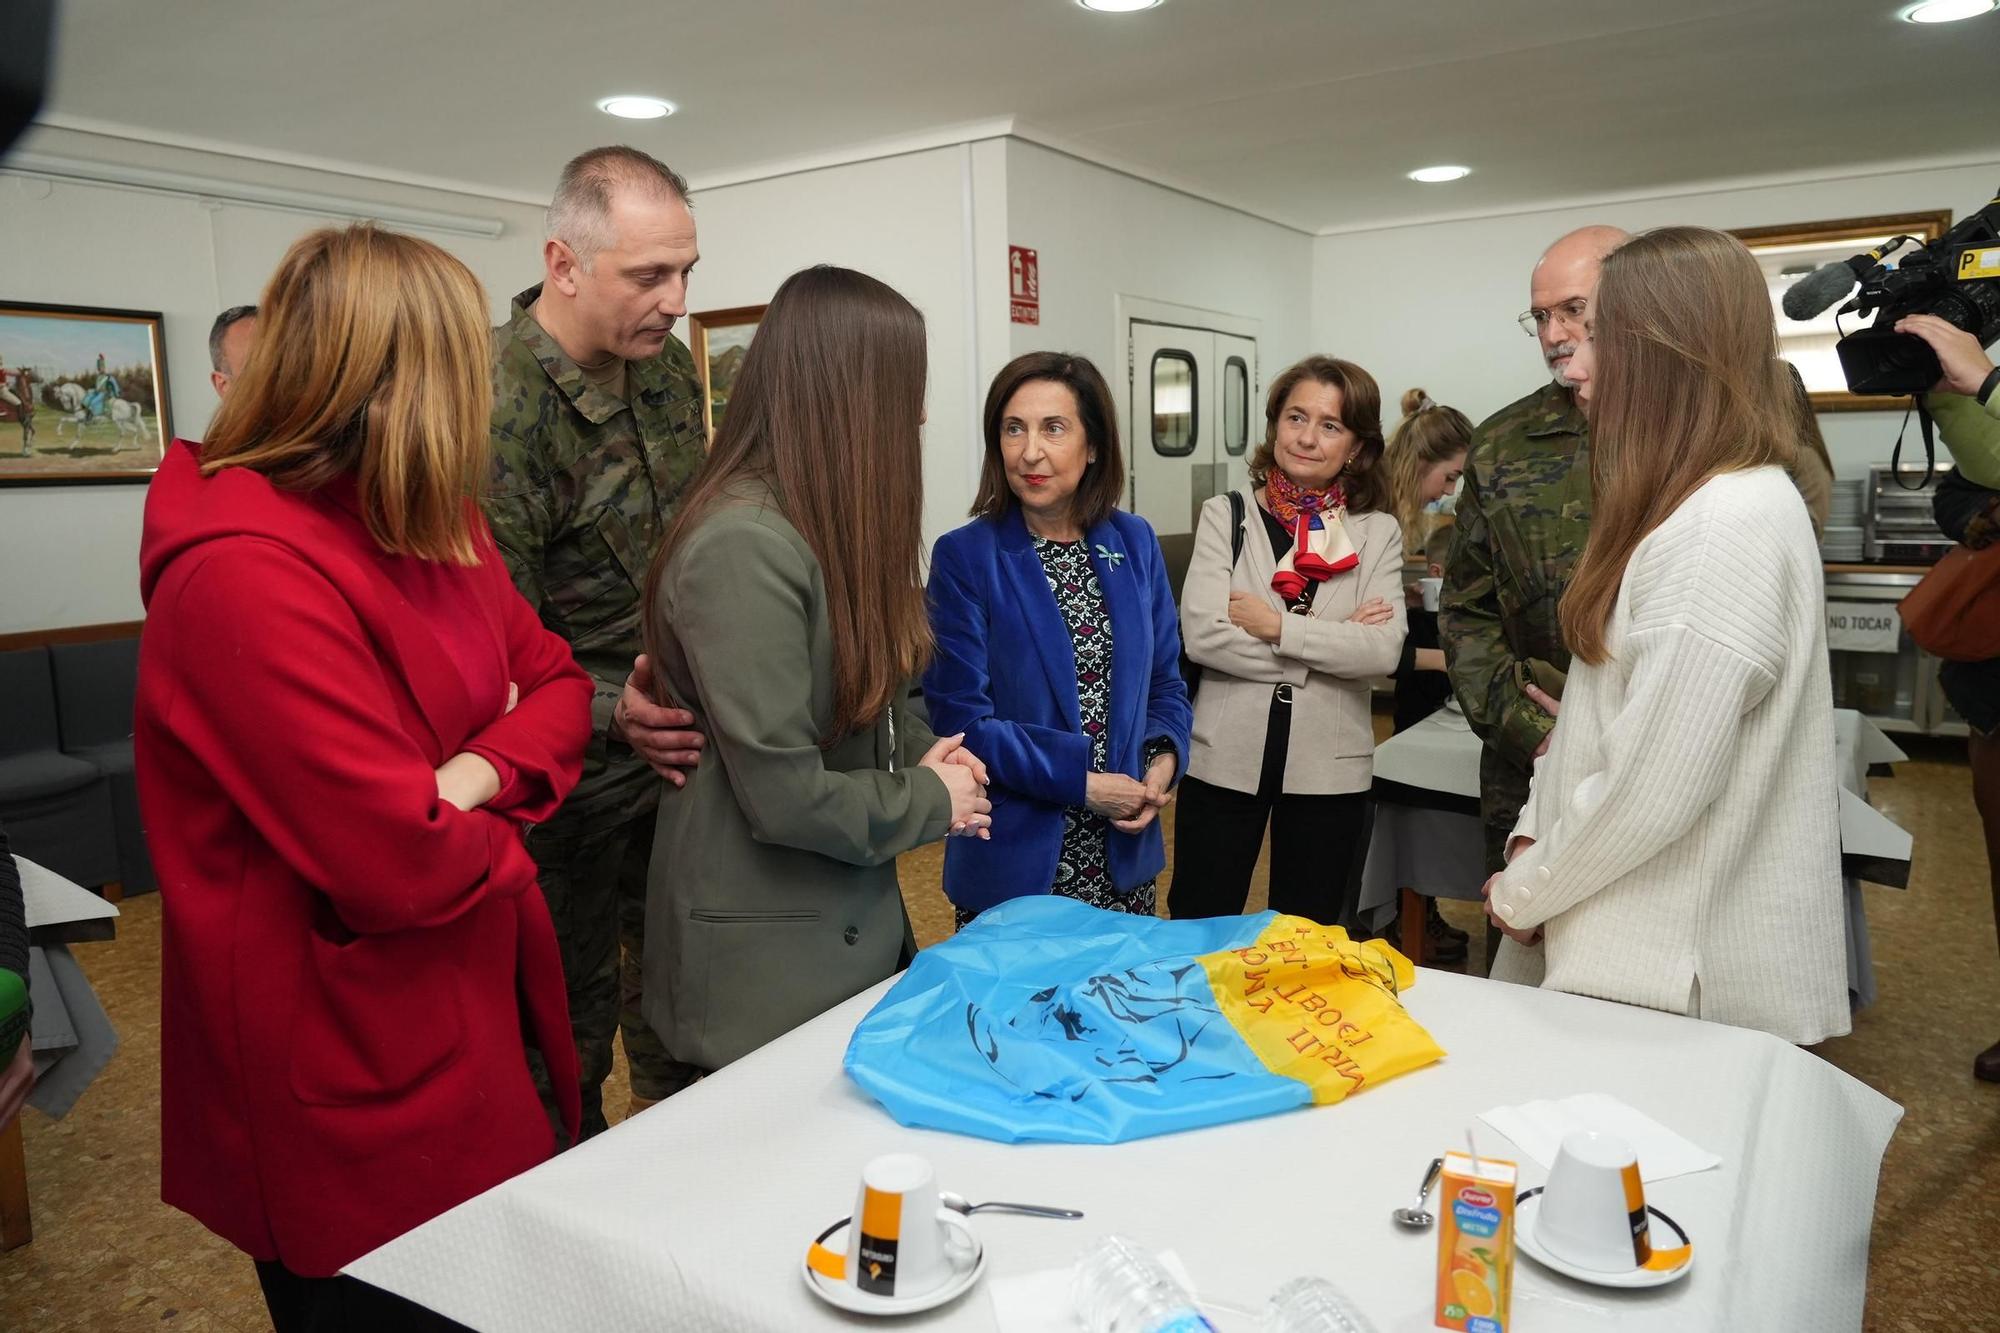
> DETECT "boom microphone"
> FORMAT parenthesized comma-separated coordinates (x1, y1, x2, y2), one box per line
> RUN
(1780, 237, 1911, 322)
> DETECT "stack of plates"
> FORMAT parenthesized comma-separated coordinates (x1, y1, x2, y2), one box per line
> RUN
(1821, 526, 1865, 561)
(1829, 479, 1865, 526)
(1822, 480, 1865, 562)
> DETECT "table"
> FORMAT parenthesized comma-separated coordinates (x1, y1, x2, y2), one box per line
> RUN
(349, 967, 1902, 1332)
(2, 857, 121, 1250)
(1358, 707, 1911, 1005)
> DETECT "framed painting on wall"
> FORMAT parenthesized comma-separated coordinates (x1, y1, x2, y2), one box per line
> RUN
(688, 304, 764, 441)
(1732, 211, 1953, 414)
(0, 301, 173, 485)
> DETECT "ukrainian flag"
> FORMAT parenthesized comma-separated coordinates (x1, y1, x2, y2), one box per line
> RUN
(843, 897, 1445, 1144)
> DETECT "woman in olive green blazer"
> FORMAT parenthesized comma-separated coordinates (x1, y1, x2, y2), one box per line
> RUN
(640, 267, 989, 1074)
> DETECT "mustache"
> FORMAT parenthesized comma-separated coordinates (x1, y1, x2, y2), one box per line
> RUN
(1544, 340, 1578, 365)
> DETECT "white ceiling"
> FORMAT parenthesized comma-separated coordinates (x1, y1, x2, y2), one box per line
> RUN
(37, 0, 2000, 234)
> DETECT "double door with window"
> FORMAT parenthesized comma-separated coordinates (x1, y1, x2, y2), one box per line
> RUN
(1127, 321, 1257, 593)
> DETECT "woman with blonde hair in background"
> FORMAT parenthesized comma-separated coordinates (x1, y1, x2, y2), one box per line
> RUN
(1384, 388, 1472, 961)
(136, 225, 593, 1328)
(1384, 387, 1471, 734)
(1483, 225, 1848, 1044)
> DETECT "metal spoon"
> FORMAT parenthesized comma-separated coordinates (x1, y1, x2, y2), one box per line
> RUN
(939, 1191, 1083, 1220)
(1392, 1157, 1445, 1230)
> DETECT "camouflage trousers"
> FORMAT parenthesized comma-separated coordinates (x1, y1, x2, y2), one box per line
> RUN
(525, 811, 700, 1144)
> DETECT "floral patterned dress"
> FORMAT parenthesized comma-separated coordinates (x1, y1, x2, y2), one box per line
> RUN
(953, 536, 1157, 930)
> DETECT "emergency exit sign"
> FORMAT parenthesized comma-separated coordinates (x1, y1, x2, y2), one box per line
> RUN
(1010, 245, 1039, 324)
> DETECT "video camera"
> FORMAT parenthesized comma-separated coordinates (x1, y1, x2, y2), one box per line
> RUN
(1782, 188, 2000, 397)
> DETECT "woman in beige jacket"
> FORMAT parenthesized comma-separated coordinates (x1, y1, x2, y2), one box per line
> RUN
(1171, 356, 1406, 925)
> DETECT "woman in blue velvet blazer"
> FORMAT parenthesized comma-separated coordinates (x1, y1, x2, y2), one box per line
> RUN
(926, 353, 1192, 925)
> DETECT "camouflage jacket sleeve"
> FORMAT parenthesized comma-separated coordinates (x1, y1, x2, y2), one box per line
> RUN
(481, 424, 624, 744)
(482, 422, 554, 612)
(1439, 458, 1553, 769)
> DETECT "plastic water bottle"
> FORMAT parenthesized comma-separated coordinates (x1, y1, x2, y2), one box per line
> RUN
(1262, 1276, 1380, 1333)
(1071, 1236, 1218, 1333)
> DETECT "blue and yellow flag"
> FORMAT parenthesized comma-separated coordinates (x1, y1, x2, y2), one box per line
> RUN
(843, 897, 1445, 1144)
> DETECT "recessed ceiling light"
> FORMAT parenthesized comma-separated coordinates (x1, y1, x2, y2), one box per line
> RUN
(597, 96, 675, 120)
(1077, 0, 1163, 12)
(1408, 165, 1472, 184)
(1903, 0, 1995, 21)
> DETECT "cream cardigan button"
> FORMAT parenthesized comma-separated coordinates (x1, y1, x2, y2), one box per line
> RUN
(1536, 865, 1553, 886)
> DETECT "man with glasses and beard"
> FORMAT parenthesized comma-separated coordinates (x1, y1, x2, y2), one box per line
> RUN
(1440, 226, 1626, 972)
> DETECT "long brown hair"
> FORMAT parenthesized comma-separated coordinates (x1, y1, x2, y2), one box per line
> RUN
(1385, 387, 1472, 556)
(970, 352, 1124, 528)
(201, 224, 491, 564)
(1560, 226, 1796, 664)
(643, 265, 931, 743)
(1247, 356, 1389, 514)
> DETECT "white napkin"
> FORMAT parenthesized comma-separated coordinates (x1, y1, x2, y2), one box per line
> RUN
(989, 1250, 1244, 1332)
(1479, 1092, 1720, 1183)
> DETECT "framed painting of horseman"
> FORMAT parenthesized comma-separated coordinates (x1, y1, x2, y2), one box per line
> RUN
(0, 301, 172, 485)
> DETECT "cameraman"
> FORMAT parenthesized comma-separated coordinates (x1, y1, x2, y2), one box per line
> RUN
(1897, 312, 2000, 1084)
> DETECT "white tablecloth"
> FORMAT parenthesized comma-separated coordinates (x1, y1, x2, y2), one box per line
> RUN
(1358, 709, 1909, 1004)
(348, 968, 1902, 1333)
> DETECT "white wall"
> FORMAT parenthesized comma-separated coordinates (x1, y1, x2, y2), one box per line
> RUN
(1310, 158, 2000, 481)
(1005, 138, 1314, 403)
(0, 125, 547, 633)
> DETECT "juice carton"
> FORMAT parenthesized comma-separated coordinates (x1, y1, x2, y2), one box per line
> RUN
(1434, 1151, 1516, 1332)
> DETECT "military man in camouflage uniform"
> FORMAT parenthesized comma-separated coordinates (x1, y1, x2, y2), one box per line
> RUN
(486, 146, 709, 1140)
(1441, 226, 1626, 914)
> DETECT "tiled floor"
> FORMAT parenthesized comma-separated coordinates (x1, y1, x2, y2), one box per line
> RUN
(2, 736, 1994, 1331)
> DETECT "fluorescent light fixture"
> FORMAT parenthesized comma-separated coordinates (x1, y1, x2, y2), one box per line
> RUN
(1078, 0, 1164, 12)
(1408, 165, 1472, 183)
(597, 96, 676, 120)
(1903, 0, 1995, 20)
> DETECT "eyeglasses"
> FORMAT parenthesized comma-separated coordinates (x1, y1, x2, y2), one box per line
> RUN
(1516, 298, 1589, 337)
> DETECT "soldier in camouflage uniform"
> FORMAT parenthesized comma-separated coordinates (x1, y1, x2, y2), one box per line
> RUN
(485, 147, 709, 1140)
(1441, 227, 1624, 909)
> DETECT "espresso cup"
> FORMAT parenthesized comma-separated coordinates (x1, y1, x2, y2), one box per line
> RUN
(1419, 576, 1443, 612)
(1536, 1131, 1652, 1274)
(846, 1153, 967, 1298)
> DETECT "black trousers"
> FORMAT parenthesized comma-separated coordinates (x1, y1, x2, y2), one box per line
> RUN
(256, 1260, 470, 1333)
(1169, 687, 1370, 926)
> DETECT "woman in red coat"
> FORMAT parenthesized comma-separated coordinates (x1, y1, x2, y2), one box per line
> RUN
(135, 225, 592, 1330)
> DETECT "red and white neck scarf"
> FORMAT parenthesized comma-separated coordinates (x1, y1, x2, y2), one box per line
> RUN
(1266, 470, 1358, 601)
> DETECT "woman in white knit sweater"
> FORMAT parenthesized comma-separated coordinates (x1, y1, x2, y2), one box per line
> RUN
(1482, 226, 1848, 1046)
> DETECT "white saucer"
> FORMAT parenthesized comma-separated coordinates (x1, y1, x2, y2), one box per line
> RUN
(802, 1210, 986, 1316)
(1515, 1188, 1693, 1289)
